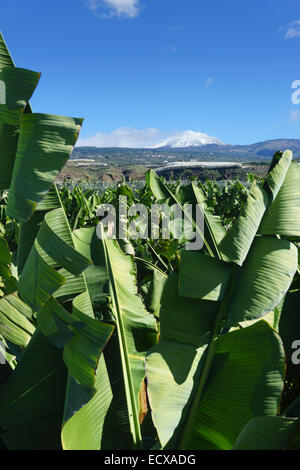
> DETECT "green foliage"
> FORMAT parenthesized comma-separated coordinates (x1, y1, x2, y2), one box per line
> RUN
(1, 30, 300, 452)
(201, 179, 248, 229)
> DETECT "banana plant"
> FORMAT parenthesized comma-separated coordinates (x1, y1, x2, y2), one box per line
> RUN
(0, 184, 159, 450)
(145, 150, 300, 450)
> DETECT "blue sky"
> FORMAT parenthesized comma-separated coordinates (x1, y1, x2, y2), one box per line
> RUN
(2, 0, 300, 146)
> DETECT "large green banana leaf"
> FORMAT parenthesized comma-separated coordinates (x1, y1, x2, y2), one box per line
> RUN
(159, 272, 219, 348)
(61, 228, 138, 450)
(178, 321, 284, 449)
(179, 251, 232, 301)
(219, 182, 269, 265)
(0, 66, 40, 111)
(38, 292, 117, 448)
(232, 416, 300, 450)
(134, 256, 168, 318)
(35, 220, 121, 450)
(146, 151, 299, 450)
(278, 288, 300, 381)
(146, 262, 286, 449)
(72, 227, 110, 311)
(145, 268, 167, 317)
(0, 328, 67, 450)
(228, 237, 297, 323)
(146, 272, 218, 448)
(0, 205, 116, 449)
(18, 206, 91, 311)
(191, 182, 226, 259)
(0, 31, 14, 69)
(219, 150, 298, 265)
(0, 234, 35, 349)
(181, 151, 299, 327)
(0, 31, 83, 221)
(38, 294, 113, 389)
(0, 293, 34, 348)
(102, 231, 158, 449)
(56, 227, 157, 450)
(60, 290, 130, 450)
(264, 149, 293, 201)
(258, 161, 300, 237)
(0, 67, 40, 190)
(61, 354, 128, 450)
(21, 200, 118, 450)
(0, 181, 105, 447)
(179, 237, 297, 325)
(6, 114, 83, 222)
(0, 235, 17, 296)
(17, 185, 62, 274)
(147, 317, 284, 449)
(0, 31, 32, 114)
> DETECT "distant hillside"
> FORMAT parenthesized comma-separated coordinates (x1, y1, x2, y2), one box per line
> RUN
(71, 139, 300, 167)
(156, 139, 300, 158)
(63, 138, 297, 183)
(218, 139, 300, 158)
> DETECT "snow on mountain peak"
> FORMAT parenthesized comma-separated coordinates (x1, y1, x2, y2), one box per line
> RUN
(149, 130, 223, 148)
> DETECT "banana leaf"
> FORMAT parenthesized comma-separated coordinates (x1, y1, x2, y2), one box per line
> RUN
(6, 114, 83, 222)
(0, 67, 40, 190)
(232, 416, 300, 450)
(0, 293, 34, 348)
(0, 31, 14, 69)
(102, 230, 158, 449)
(147, 152, 298, 450)
(0, 328, 67, 450)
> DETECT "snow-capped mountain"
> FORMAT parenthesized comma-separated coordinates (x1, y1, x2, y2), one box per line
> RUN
(149, 130, 223, 149)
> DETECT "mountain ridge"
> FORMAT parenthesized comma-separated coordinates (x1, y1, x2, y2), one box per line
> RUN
(74, 138, 300, 159)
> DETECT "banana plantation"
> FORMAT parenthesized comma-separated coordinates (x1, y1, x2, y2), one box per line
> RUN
(1, 31, 300, 451)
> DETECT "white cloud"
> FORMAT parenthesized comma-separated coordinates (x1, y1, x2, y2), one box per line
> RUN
(77, 127, 167, 148)
(280, 20, 300, 39)
(77, 127, 222, 148)
(87, 0, 140, 18)
(205, 77, 213, 87)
